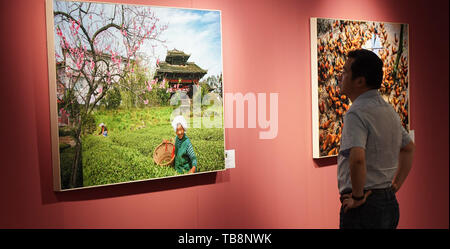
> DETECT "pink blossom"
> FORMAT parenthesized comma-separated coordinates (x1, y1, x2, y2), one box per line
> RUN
(143, 99, 149, 105)
(56, 27, 62, 37)
(70, 19, 80, 36)
(98, 87, 103, 94)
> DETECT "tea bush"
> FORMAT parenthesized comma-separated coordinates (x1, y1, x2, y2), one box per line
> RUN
(79, 107, 225, 187)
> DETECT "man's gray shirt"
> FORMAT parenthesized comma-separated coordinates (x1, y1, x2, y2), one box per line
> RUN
(337, 89, 412, 194)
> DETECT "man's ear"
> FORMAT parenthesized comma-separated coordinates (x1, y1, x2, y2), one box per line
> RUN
(355, 76, 366, 88)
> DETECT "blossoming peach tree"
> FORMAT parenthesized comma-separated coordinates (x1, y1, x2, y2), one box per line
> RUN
(53, 1, 167, 187)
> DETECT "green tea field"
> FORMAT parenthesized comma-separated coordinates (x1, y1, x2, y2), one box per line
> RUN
(59, 106, 225, 189)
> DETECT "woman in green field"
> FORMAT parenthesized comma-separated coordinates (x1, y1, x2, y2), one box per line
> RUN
(98, 123, 108, 137)
(170, 115, 197, 174)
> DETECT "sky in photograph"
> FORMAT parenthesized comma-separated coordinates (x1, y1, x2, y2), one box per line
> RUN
(53, 0, 223, 78)
(150, 6, 223, 77)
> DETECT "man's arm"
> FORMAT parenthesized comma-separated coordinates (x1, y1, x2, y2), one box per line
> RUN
(392, 141, 415, 193)
(342, 147, 371, 213)
(349, 147, 366, 198)
(341, 146, 373, 213)
(341, 112, 368, 196)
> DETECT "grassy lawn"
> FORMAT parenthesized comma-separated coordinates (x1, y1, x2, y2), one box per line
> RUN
(77, 106, 225, 188)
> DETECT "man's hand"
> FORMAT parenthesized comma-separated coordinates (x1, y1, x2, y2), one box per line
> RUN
(391, 183, 399, 194)
(342, 190, 372, 213)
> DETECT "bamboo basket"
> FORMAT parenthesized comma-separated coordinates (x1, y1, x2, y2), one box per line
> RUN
(153, 141, 175, 166)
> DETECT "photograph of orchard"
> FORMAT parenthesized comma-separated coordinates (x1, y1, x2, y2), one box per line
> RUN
(50, 0, 225, 190)
(312, 18, 409, 158)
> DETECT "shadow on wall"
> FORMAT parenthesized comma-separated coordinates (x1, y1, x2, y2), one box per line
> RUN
(313, 156, 337, 168)
(51, 171, 229, 203)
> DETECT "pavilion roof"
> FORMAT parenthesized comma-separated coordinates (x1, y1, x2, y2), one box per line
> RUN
(166, 49, 190, 58)
(156, 61, 207, 74)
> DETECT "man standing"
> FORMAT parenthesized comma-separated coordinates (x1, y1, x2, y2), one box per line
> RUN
(337, 49, 415, 229)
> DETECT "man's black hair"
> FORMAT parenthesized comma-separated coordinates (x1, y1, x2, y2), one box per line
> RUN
(347, 49, 383, 89)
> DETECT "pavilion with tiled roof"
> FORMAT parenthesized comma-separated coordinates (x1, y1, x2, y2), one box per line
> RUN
(154, 49, 207, 97)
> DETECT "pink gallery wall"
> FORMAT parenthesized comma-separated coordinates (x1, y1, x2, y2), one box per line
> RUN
(0, 0, 447, 228)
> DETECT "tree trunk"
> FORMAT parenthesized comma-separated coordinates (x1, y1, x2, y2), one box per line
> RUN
(69, 122, 83, 188)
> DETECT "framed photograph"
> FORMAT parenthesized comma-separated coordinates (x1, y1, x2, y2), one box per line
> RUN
(46, 0, 225, 191)
(311, 17, 410, 158)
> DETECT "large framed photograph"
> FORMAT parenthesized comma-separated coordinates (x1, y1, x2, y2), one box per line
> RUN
(310, 17, 410, 158)
(46, 0, 225, 191)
